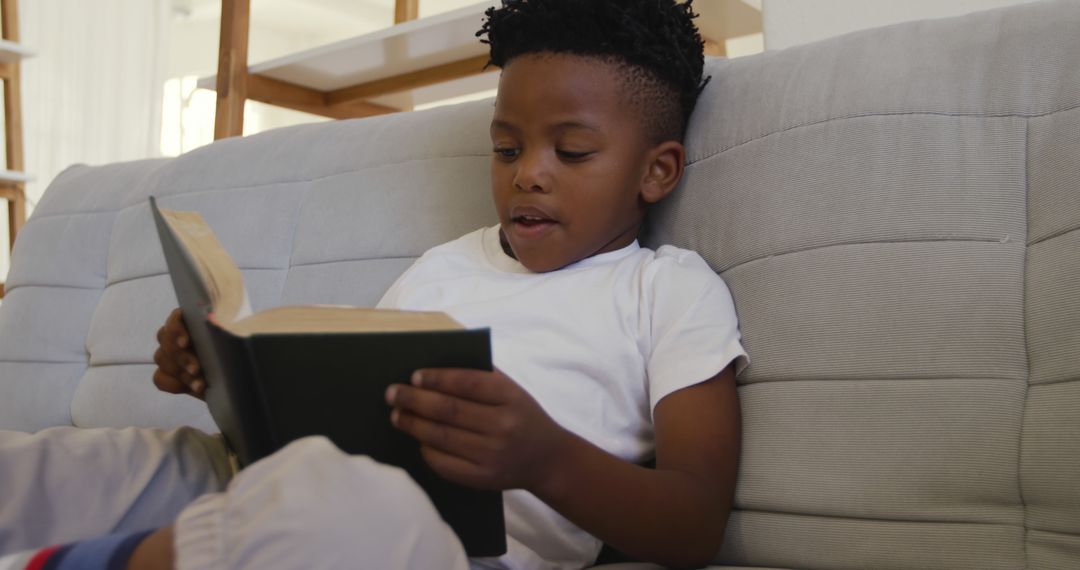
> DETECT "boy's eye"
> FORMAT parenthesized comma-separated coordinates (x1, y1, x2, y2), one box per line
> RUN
(556, 149, 593, 161)
(493, 147, 520, 160)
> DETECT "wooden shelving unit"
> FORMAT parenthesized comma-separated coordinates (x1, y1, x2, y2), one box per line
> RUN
(201, 0, 499, 140)
(199, 0, 748, 140)
(0, 0, 30, 298)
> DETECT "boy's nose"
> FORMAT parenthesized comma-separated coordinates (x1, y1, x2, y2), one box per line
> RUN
(513, 154, 551, 193)
(514, 179, 547, 193)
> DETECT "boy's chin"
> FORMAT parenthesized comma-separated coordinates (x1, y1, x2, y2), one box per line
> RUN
(499, 226, 577, 273)
(509, 244, 579, 273)
(515, 251, 573, 273)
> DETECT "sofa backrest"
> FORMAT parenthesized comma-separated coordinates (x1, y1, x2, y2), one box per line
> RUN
(2, 1, 1077, 568)
(0, 102, 498, 433)
(644, 1, 1080, 568)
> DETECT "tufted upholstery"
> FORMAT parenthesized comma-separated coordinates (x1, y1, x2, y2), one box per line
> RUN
(0, 105, 498, 433)
(644, 2, 1080, 567)
(1, 1, 1077, 568)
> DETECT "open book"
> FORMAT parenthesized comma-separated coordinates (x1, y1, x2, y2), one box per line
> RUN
(150, 197, 505, 556)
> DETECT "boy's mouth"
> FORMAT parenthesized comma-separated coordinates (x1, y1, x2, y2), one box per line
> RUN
(510, 205, 556, 226)
(513, 214, 555, 227)
(509, 206, 558, 238)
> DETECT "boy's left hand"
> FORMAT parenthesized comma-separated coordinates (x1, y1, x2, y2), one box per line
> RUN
(385, 368, 568, 491)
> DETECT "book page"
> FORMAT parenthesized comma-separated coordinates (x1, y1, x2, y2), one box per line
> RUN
(160, 209, 250, 324)
(224, 306, 464, 336)
(158, 206, 461, 337)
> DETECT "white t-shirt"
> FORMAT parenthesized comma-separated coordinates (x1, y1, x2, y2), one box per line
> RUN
(377, 225, 747, 570)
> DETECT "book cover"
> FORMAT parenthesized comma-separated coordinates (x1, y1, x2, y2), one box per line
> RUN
(150, 197, 506, 556)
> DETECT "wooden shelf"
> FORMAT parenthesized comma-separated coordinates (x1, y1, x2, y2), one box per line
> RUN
(0, 38, 31, 63)
(198, 0, 756, 139)
(201, 0, 499, 138)
(1, 0, 26, 264)
(0, 169, 30, 184)
(198, 2, 494, 94)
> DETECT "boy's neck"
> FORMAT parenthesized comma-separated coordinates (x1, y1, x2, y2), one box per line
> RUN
(498, 228, 518, 260)
(496, 227, 641, 268)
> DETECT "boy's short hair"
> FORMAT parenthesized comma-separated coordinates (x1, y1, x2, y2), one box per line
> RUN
(477, 0, 709, 143)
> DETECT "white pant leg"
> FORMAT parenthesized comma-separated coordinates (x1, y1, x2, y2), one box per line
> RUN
(175, 436, 470, 570)
(0, 426, 232, 554)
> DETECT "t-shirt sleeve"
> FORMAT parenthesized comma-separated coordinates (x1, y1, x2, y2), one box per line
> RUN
(646, 247, 748, 414)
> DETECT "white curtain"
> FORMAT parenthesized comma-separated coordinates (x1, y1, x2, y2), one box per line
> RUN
(2, 0, 170, 276)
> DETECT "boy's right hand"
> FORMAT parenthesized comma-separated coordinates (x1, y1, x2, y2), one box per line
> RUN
(153, 308, 206, 400)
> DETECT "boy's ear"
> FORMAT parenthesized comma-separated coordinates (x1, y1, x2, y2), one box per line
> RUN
(640, 141, 685, 204)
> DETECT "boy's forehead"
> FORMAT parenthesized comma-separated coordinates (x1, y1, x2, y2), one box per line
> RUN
(492, 54, 632, 123)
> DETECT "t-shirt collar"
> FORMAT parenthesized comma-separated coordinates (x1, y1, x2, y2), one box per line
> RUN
(481, 225, 640, 274)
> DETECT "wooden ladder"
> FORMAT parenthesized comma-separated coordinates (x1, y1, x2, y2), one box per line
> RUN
(214, 0, 421, 140)
(0, 0, 26, 298)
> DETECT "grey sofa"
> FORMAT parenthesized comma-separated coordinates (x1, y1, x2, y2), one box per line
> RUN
(2, 1, 1078, 568)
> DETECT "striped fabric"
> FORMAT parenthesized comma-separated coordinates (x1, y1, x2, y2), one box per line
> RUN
(0, 531, 152, 570)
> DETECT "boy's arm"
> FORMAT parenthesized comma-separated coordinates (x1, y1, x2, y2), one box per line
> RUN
(387, 364, 739, 569)
(537, 366, 739, 568)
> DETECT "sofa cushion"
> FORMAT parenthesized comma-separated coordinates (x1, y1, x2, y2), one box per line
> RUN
(642, 1, 1079, 568)
(0, 102, 498, 432)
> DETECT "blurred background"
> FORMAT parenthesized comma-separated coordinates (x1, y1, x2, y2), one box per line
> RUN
(1, 0, 1041, 276)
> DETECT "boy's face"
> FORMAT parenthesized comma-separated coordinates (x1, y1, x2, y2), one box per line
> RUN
(489, 53, 677, 273)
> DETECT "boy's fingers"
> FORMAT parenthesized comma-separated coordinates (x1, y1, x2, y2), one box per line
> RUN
(189, 379, 206, 398)
(166, 308, 183, 327)
(153, 369, 187, 394)
(411, 369, 508, 404)
(153, 347, 181, 376)
(392, 409, 491, 461)
(154, 348, 204, 393)
(177, 367, 205, 394)
(166, 309, 190, 348)
(155, 340, 200, 378)
(183, 353, 201, 376)
(386, 385, 494, 433)
(419, 446, 490, 490)
(158, 324, 184, 353)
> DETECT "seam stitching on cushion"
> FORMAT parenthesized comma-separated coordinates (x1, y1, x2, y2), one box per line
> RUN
(79, 214, 122, 424)
(1027, 224, 1080, 247)
(1027, 376, 1080, 388)
(104, 268, 286, 289)
(289, 255, 418, 269)
(0, 359, 87, 365)
(24, 154, 492, 224)
(153, 153, 491, 197)
(686, 104, 1080, 166)
(1026, 527, 1080, 539)
(1019, 117, 1032, 570)
(105, 259, 415, 289)
(738, 376, 1022, 385)
(737, 507, 1025, 528)
(2, 283, 101, 294)
(15, 209, 117, 224)
(717, 237, 1007, 273)
(283, 184, 315, 293)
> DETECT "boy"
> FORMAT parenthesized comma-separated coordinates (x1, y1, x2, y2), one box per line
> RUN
(0, 1, 745, 568)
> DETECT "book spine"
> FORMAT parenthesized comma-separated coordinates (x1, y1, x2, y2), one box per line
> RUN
(205, 323, 276, 466)
(241, 335, 280, 450)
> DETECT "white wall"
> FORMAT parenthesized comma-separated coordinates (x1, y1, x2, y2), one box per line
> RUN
(763, 0, 1044, 50)
(163, 15, 337, 154)
(4, 0, 169, 278)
